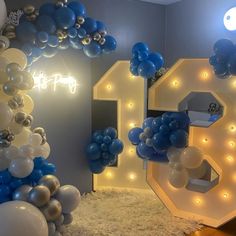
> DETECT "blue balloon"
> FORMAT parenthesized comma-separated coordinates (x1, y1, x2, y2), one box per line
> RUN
(103, 135, 112, 144)
(36, 41, 47, 49)
(138, 51, 149, 61)
(169, 120, 180, 130)
(109, 139, 124, 155)
(228, 53, 236, 75)
(41, 163, 56, 175)
(0, 196, 11, 203)
(161, 113, 172, 125)
(34, 157, 46, 169)
(58, 39, 70, 50)
(68, 27, 78, 38)
(170, 112, 190, 130)
(43, 46, 58, 58)
(159, 124, 170, 135)
(101, 155, 114, 166)
(100, 143, 108, 152)
(16, 21, 37, 43)
(213, 39, 234, 57)
(102, 36, 117, 53)
(137, 142, 153, 159)
(148, 150, 169, 163)
(39, 3, 56, 16)
(28, 169, 43, 182)
(130, 58, 140, 68)
(143, 117, 154, 129)
(86, 143, 101, 160)
(92, 131, 103, 142)
(138, 60, 156, 78)
(83, 17, 97, 34)
(9, 178, 23, 190)
(68, 1, 86, 17)
(132, 42, 149, 54)
(170, 130, 188, 148)
(27, 56, 33, 66)
(21, 43, 33, 56)
(37, 31, 49, 43)
(83, 41, 101, 58)
(0, 170, 11, 184)
(32, 47, 42, 59)
(89, 160, 105, 174)
(96, 21, 107, 32)
(0, 185, 11, 197)
(152, 117, 162, 133)
(152, 133, 170, 150)
(209, 114, 219, 122)
(209, 55, 217, 66)
(148, 53, 164, 70)
(77, 28, 87, 38)
(214, 63, 228, 77)
(128, 127, 143, 145)
(130, 65, 139, 76)
(104, 127, 117, 139)
(69, 37, 83, 49)
(54, 7, 76, 29)
(36, 15, 56, 34)
(48, 35, 59, 47)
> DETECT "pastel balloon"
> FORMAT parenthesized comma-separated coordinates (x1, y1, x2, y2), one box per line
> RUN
(168, 168, 189, 189)
(22, 94, 34, 114)
(0, 102, 13, 130)
(2, 48, 27, 69)
(0, 0, 7, 29)
(29, 133, 42, 147)
(19, 144, 34, 158)
(0, 201, 48, 236)
(9, 157, 34, 178)
(8, 120, 23, 135)
(56, 185, 81, 214)
(33, 142, 50, 159)
(3, 145, 19, 160)
(180, 146, 204, 169)
(12, 128, 32, 147)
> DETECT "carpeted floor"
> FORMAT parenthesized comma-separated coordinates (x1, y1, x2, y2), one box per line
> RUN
(64, 189, 202, 236)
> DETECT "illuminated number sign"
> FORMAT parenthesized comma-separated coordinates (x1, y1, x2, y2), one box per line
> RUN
(148, 59, 236, 227)
(93, 61, 149, 189)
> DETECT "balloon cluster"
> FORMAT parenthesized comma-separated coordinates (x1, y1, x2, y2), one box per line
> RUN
(128, 112, 190, 162)
(209, 38, 236, 78)
(0, 36, 80, 236)
(2, 1, 117, 66)
(130, 42, 164, 79)
(86, 127, 124, 174)
(167, 146, 206, 189)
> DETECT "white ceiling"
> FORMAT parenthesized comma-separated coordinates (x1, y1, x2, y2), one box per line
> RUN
(140, 0, 182, 5)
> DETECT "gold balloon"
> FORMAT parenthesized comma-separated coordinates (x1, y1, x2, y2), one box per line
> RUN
(23, 5, 35, 15)
(41, 199, 62, 221)
(1, 48, 27, 69)
(28, 186, 51, 207)
(22, 94, 34, 114)
(39, 175, 60, 196)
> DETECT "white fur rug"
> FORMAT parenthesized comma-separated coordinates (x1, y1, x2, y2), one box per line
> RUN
(64, 189, 202, 236)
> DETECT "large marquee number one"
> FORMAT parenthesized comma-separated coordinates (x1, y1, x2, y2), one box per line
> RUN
(93, 61, 149, 189)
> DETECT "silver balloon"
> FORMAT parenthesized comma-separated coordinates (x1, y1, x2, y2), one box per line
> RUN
(54, 214, 64, 227)
(53, 232, 62, 236)
(39, 175, 60, 196)
(56, 225, 65, 234)
(77, 16, 85, 25)
(48, 222, 56, 236)
(63, 213, 73, 225)
(99, 38, 106, 46)
(28, 185, 51, 207)
(41, 199, 62, 221)
(12, 185, 32, 201)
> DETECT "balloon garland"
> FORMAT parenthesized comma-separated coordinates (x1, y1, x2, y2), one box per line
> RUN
(86, 127, 124, 174)
(209, 38, 236, 78)
(2, 0, 117, 66)
(130, 42, 164, 79)
(0, 39, 80, 236)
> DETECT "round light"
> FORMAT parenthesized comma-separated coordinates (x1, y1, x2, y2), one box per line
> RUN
(224, 7, 236, 31)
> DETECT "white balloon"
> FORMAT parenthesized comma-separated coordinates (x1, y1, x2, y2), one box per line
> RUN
(56, 185, 81, 214)
(19, 144, 34, 158)
(48, 222, 56, 235)
(180, 146, 204, 169)
(0, 0, 7, 30)
(0, 201, 48, 236)
(9, 157, 34, 178)
(0, 148, 10, 170)
(168, 168, 189, 189)
(3, 145, 19, 160)
(0, 56, 9, 70)
(12, 128, 32, 147)
(188, 161, 208, 179)
(29, 133, 42, 147)
(1, 48, 27, 69)
(167, 147, 183, 163)
(0, 102, 13, 130)
(9, 120, 23, 135)
(34, 142, 51, 159)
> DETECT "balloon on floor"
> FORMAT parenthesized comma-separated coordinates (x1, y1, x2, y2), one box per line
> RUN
(0, 39, 81, 236)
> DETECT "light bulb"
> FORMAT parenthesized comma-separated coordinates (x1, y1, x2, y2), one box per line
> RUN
(229, 125, 236, 133)
(128, 172, 137, 181)
(229, 141, 236, 148)
(127, 102, 134, 110)
(105, 171, 114, 179)
(194, 198, 203, 206)
(129, 122, 136, 128)
(226, 155, 234, 163)
(106, 84, 112, 90)
(224, 7, 236, 31)
(171, 80, 180, 88)
(202, 138, 209, 143)
(200, 70, 210, 81)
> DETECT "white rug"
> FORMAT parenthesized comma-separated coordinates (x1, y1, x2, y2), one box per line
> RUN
(64, 189, 202, 236)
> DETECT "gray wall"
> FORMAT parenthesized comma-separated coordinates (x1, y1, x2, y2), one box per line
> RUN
(5, 0, 166, 193)
(165, 0, 236, 66)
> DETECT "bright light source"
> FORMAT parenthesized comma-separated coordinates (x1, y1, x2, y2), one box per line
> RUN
(224, 7, 236, 31)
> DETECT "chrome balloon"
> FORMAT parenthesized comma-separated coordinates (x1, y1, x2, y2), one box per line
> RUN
(41, 199, 62, 221)
(39, 175, 60, 196)
(12, 185, 32, 201)
(28, 185, 51, 207)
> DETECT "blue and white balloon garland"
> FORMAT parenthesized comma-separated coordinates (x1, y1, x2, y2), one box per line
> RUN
(209, 38, 236, 78)
(128, 112, 206, 189)
(86, 127, 124, 174)
(130, 42, 164, 79)
(2, 1, 117, 66)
